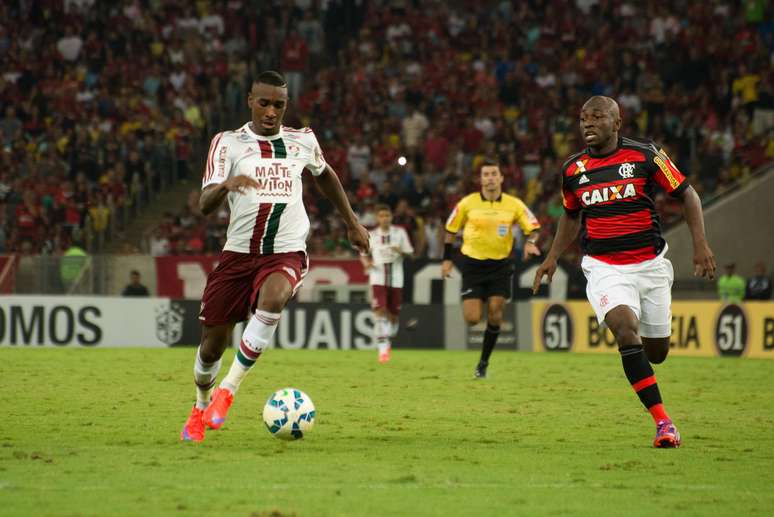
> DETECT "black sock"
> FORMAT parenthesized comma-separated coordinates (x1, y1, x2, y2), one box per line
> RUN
(479, 324, 500, 363)
(619, 345, 663, 410)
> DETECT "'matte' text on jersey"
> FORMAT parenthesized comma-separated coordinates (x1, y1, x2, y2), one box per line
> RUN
(561, 137, 688, 265)
(445, 193, 540, 260)
(202, 123, 327, 255)
(367, 225, 414, 287)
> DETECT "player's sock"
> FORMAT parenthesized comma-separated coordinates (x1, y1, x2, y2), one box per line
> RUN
(220, 310, 280, 394)
(479, 324, 501, 363)
(375, 316, 391, 353)
(193, 347, 221, 410)
(389, 320, 399, 338)
(619, 345, 670, 423)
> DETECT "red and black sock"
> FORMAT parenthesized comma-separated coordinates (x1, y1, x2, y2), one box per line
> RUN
(619, 345, 669, 423)
(479, 324, 500, 364)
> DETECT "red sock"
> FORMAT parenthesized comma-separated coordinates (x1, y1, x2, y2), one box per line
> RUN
(648, 403, 669, 424)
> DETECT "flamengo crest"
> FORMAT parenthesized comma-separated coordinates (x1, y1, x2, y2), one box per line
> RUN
(618, 162, 636, 178)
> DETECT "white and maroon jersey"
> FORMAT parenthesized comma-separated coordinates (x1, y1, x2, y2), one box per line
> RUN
(367, 225, 414, 287)
(202, 123, 327, 255)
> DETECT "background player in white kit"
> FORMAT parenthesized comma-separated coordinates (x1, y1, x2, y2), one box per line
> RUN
(359, 204, 414, 363)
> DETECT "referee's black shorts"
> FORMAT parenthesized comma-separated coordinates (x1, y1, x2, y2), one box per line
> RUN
(460, 255, 514, 301)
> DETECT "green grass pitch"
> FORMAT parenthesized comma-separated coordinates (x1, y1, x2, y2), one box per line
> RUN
(1, 348, 773, 516)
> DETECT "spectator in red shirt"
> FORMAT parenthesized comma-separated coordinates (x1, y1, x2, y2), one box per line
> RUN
(282, 30, 308, 101)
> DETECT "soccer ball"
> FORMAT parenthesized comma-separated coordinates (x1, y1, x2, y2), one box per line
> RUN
(262, 388, 316, 440)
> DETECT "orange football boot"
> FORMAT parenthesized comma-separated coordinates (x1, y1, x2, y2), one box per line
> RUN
(202, 388, 234, 430)
(180, 406, 205, 442)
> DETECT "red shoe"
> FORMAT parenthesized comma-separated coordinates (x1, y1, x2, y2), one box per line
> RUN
(180, 406, 205, 442)
(653, 419, 682, 448)
(378, 347, 391, 363)
(203, 388, 234, 430)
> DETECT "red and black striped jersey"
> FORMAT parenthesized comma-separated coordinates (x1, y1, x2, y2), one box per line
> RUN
(561, 137, 688, 265)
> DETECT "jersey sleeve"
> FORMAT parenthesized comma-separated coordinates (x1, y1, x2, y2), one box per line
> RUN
(202, 132, 232, 189)
(513, 198, 541, 235)
(399, 227, 414, 254)
(650, 146, 689, 197)
(305, 130, 328, 176)
(445, 197, 468, 233)
(561, 172, 581, 217)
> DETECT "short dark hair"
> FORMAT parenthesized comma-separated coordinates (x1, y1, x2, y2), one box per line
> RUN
(130, 270, 140, 276)
(480, 158, 500, 169)
(253, 71, 287, 88)
(375, 203, 391, 213)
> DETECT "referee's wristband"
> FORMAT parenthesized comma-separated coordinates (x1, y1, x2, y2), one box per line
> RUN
(443, 243, 453, 261)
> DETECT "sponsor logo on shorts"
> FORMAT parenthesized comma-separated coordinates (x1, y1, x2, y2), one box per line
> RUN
(600, 294, 609, 308)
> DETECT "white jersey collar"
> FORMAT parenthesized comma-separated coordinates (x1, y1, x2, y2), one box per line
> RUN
(241, 122, 284, 141)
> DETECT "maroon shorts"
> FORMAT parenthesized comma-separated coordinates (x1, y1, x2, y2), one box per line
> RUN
(371, 285, 402, 315)
(200, 251, 307, 325)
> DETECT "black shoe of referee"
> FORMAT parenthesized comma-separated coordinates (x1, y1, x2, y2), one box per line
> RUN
(474, 360, 488, 379)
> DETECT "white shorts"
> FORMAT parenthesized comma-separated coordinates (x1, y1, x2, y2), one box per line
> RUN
(581, 249, 674, 338)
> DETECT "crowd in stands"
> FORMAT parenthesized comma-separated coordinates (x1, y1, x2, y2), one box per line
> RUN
(3, 0, 773, 263)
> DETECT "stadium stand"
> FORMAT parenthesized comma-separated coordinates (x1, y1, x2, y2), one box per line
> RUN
(2, 0, 772, 260)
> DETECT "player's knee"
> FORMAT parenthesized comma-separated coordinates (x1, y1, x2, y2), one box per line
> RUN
(488, 310, 504, 326)
(464, 314, 481, 326)
(199, 332, 227, 363)
(258, 281, 292, 312)
(610, 323, 640, 348)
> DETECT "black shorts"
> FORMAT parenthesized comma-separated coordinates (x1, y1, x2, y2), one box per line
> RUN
(460, 256, 513, 301)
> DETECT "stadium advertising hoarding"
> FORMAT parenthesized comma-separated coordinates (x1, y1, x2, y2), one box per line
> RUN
(532, 301, 774, 358)
(0, 296, 442, 349)
(0, 296, 178, 347)
(234, 303, 443, 350)
(463, 305, 519, 351)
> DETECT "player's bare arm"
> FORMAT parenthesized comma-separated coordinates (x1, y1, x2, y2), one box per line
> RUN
(441, 231, 456, 278)
(677, 185, 716, 280)
(199, 176, 261, 215)
(532, 214, 581, 293)
(313, 165, 370, 254)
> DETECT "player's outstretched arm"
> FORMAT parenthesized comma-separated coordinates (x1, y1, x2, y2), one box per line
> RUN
(532, 214, 580, 294)
(313, 165, 370, 254)
(199, 176, 260, 215)
(678, 185, 716, 280)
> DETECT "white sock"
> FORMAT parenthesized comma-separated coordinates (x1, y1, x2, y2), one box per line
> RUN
(375, 316, 391, 354)
(220, 310, 280, 394)
(389, 320, 399, 338)
(194, 347, 221, 410)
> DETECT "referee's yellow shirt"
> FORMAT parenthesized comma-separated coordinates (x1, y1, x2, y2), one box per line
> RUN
(445, 193, 540, 260)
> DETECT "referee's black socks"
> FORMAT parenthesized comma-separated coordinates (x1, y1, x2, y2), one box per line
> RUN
(480, 323, 500, 364)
